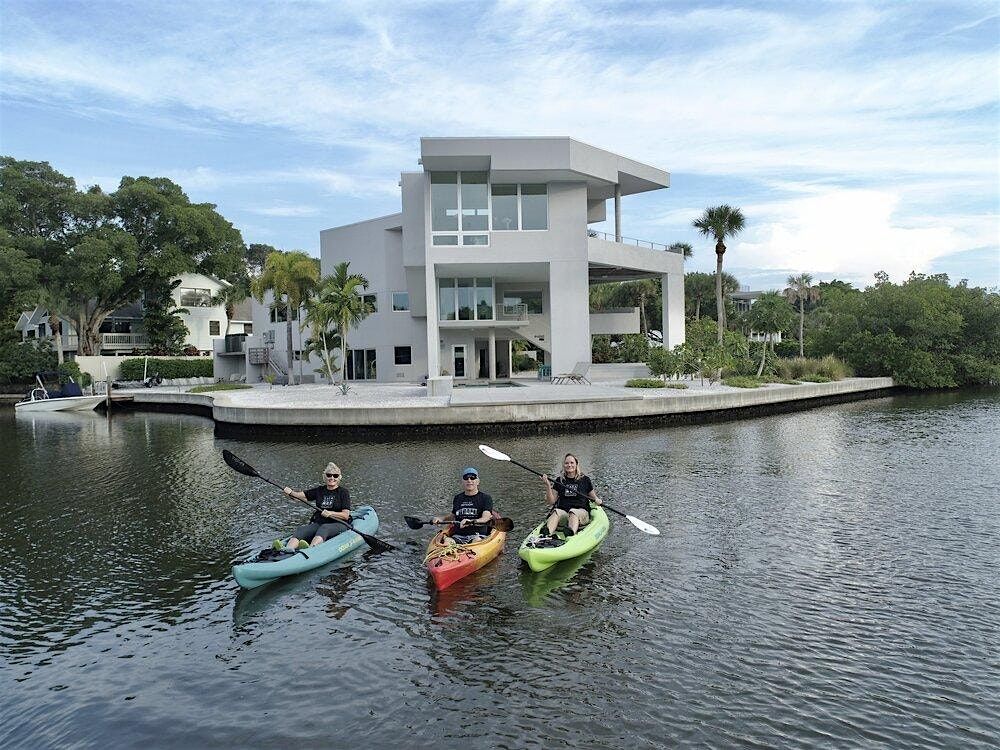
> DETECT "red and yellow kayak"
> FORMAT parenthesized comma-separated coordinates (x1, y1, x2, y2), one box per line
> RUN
(424, 526, 507, 590)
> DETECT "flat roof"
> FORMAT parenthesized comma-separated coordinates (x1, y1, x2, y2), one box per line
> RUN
(420, 137, 669, 198)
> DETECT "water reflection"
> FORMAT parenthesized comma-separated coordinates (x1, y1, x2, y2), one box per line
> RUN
(2, 392, 999, 749)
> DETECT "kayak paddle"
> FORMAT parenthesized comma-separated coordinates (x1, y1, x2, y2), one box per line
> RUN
(404, 515, 514, 532)
(222, 449, 397, 552)
(477, 444, 661, 536)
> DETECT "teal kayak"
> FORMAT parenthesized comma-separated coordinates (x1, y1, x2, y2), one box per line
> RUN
(518, 505, 610, 573)
(232, 506, 379, 589)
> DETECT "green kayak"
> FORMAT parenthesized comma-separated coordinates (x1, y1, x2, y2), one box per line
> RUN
(518, 505, 609, 572)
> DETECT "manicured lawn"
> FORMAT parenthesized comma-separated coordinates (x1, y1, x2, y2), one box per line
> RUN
(188, 383, 253, 393)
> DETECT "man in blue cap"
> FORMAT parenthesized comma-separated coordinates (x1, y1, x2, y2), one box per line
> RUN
(432, 466, 494, 544)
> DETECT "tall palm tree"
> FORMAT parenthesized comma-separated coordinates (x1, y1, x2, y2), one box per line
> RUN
(317, 261, 373, 385)
(303, 294, 342, 384)
(693, 205, 746, 345)
(252, 250, 319, 385)
(669, 242, 694, 260)
(783, 273, 821, 357)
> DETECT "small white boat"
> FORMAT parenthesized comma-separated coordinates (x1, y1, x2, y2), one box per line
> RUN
(14, 376, 104, 413)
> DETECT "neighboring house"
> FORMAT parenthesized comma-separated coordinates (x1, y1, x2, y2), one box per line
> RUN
(235, 137, 685, 385)
(213, 290, 306, 384)
(729, 289, 783, 343)
(15, 272, 251, 356)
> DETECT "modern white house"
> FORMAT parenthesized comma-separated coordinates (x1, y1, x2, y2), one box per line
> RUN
(246, 137, 682, 388)
(15, 272, 252, 356)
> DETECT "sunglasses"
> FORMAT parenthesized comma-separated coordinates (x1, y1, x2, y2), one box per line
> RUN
(462, 474, 478, 480)
(325, 473, 341, 478)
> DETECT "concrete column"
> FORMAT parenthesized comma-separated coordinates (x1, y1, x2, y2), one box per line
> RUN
(425, 263, 440, 376)
(614, 183, 622, 242)
(661, 272, 686, 349)
(549, 260, 592, 374)
(488, 328, 497, 380)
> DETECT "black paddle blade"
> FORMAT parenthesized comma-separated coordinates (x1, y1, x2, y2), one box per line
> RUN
(354, 528, 396, 553)
(404, 516, 428, 530)
(222, 449, 260, 478)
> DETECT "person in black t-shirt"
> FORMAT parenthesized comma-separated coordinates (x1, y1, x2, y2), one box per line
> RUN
(540, 453, 602, 538)
(432, 466, 494, 544)
(281, 461, 352, 550)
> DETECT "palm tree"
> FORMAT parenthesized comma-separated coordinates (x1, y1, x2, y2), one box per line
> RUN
(783, 273, 821, 357)
(316, 261, 373, 385)
(747, 292, 794, 377)
(669, 242, 694, 260)
(211, 276, 250, 336)
(692, 205, 746, 345)
(252, 250, 319, 385)
(302, 298, 342, 384)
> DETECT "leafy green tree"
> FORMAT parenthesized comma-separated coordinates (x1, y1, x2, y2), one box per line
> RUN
(685, 271, 739, 321)
(747, 292, 795, 376)
(1, 159, 249, 355)
(646, 345, 682, 381)
(693, 205, 746, 346)
(252, 250, 320, 385)
(784, 273, 821, 357)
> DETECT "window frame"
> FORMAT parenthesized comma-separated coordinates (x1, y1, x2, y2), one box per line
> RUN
(209, 320, 221, 336)
(391, 291, 410, 312)
(430, 176, 548, 245)
(394, 346, 412, 365)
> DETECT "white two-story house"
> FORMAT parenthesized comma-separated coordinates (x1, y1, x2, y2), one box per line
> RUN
(305, 137, 684, 386)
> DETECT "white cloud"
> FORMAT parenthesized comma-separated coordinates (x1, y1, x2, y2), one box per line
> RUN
(248, 205, 320, 218)
(732, 189, 984, 284)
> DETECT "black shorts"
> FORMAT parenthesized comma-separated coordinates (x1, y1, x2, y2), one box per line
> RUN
(294, 521, 348, 542)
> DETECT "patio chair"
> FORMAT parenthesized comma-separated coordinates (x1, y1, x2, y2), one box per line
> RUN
(552, 362, 591, 385)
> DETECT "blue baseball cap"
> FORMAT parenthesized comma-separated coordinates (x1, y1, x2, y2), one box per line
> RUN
(461, 467, 479, 478)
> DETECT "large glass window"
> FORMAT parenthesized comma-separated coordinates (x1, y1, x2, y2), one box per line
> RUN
(180, 288, 212, 307)
(491, 184, 518, 230)
(462, 235, 488, 245)
(475, 278, 493, 320)
(433, 235, 458, 246)
(431, 172, 458, 231)
(439, 282, 456, 321)
(460, 172, 488, 231)
(439, 278, 495, 321)
(392, 291, 409, 311)
(346, 349, 377, 380)
(457, 278, 475, 320)
(520, 184, 548, 230)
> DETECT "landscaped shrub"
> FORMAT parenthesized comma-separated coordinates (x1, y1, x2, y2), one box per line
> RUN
(0, 340, 56, 385)
(663, 382, 688, 389)
(775, 356, 850, 381)
(722, 376, 765, 388)
(119, 357, 214, 380)
(57, 361, 92, 387)
(798, 374, 832, 383)
(625, 378, 666, 388)
(512, 354, 537, 371)
(189, 383, 252, 393)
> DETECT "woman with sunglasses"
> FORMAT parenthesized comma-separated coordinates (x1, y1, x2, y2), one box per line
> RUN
(280, 461, 352, 550)
(432, 467, 493, 545)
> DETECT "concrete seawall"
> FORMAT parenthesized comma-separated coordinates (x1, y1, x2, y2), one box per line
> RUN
(110, 377, 898, 436)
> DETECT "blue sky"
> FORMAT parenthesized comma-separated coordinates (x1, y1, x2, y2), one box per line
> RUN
(1, 0, 997, 290)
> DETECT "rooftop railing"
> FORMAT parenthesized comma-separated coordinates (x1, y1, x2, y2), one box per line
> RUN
(587, 229, 683, 254)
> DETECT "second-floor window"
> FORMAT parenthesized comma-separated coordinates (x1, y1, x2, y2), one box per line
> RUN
(438, 278, 494, 321)
(209, 320, 220, 336)
(392, 291, 409, 311)
(431, 173, 547, 245)
(270, 306, 299, 323)
(362, 293, 378, 313)
(180, 288, 212, 307)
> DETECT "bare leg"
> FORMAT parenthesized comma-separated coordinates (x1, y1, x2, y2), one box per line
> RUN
(310, 536, 325, 546)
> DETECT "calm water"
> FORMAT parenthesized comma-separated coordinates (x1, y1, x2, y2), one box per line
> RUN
(1, 391, 998, 749)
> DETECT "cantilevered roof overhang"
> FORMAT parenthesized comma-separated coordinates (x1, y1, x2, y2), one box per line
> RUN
(420, 137, 669, 199)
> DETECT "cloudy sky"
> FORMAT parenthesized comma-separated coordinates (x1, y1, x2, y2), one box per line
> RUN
(2, 0, 997, 289)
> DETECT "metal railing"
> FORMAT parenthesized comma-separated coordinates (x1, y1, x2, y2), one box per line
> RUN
(101, 333, 149, 349)
(587, 229, 683, 254)
(497, 303, 528, 321)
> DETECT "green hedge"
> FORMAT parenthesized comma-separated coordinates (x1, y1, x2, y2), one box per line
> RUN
(625, 378, 666, 388)
(119, 357, 214, 380)
(722, 376, 765, 388)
